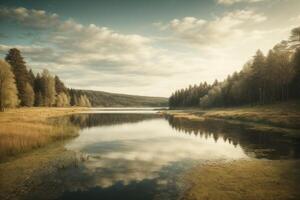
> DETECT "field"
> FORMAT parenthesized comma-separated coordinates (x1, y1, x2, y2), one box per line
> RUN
(181, 160, 300, 200)
(0, 107, 85, 161)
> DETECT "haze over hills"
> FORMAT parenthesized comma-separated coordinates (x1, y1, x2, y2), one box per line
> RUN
(72, 89, 168, 107)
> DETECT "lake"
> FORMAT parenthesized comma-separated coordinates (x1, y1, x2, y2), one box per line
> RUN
(13, 108, 300, 200)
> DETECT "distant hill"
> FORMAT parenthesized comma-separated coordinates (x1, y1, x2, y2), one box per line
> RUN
(71, 89, 168, 107)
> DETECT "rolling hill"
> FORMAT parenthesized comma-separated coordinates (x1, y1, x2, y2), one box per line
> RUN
(72, 89, 168, 107)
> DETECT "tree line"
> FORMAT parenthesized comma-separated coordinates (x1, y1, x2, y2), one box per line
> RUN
(0, 48, 91, 111)
(169, 27, 300, 108)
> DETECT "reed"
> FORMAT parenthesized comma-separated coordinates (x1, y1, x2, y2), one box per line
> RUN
(0, 107, 84, 161)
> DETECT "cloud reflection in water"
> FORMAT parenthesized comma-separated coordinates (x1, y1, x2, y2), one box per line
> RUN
(65, 118, 248, 189)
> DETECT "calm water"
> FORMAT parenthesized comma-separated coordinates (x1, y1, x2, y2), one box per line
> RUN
(42, 108, 300, 200)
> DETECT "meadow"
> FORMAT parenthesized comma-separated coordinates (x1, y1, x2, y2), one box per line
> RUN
(0, 107, 84, 161)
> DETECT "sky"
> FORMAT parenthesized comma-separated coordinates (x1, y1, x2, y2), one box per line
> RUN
(0, 0, 299, 97)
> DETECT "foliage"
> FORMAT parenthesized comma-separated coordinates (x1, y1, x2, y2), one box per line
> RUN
(41, 69, 56, 107)
(5, 48, 30, 106)
(72, 89, 168, 107)
(0, 60, 19, 111)
(78, 94, 91, 107)
(1, 49, 94, 109)
(170, 26, 300, 108)
(56, 92, 70, 107)
(23, 82, 35, 107)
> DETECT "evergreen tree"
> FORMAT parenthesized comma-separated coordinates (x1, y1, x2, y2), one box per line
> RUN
(28, 69, 35, 87)
(5, 48, 30, 106)
(41, 69, 56, 107)
(55, 76, 67, 94)
(291, 48, 300, 98)
(250, 50, 266, 104)
(170, 27, 300, 109)
(290, 27, 300, 49)
(23, 83, 35, 107)
(34, 73, 44, 106)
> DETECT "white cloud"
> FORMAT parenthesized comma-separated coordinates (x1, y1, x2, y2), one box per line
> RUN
(0, 6, 295, 96)
(290, 14, 300, 22)
(217, 0, 266, 5)
(0, 7, 191, 95)
(159, 10, 266, 47)
(0, 7, 60, 29)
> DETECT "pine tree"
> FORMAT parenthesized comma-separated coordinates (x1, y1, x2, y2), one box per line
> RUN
(0, 60, 19, 111)
(34, 73, 43, 106)
(290, 27, 300, 49)
(23, 83, 35, 107)
(35, 91, 43, 107)
(291, 48, 300, 98)
(55, 76, 67, 94)
(250, 50, 266, 104)
(5, 48, 30, 106)
(28, 69, 35, 87)
(41, 69, 56, 107)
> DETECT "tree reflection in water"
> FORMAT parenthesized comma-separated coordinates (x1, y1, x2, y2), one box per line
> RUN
(23, 113, 300, 200)
(165, 115, 300, 159)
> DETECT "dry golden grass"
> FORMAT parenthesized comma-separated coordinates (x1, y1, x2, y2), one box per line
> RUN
(0, 107, 86, 160)
(202, 101, 300, 129)
(182, 160, 300, 200)
(164, 101, 300, 135)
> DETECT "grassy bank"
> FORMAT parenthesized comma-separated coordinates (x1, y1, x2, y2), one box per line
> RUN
(0, 141, 82, 200)
(181, 160, 300, 200)
(163, 101, 300, 136)
(0, 107, 85, 161)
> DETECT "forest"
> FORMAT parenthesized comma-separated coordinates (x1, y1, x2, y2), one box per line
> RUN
(0, 48, 167, 111)
(0, 48, 91, 111)
(169, 27, 300, 108)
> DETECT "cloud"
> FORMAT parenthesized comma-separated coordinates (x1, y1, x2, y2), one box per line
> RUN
(0, 6, 294, 96)
(217, 0, 266, 5)
(290, 14, 300, 22)
(0, 7, 191, 95)
(0, 7, 60, 29)
(158, 10, 266, 48)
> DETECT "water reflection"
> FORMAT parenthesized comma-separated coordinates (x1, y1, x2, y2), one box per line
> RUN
(165, 115, 300, 159)
(50, 112, 300, 200)
(69, 113, 161, 129)
(49, 113, 248, 199)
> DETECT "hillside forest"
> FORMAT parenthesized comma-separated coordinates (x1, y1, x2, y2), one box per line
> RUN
(0, 48, 91, 111)
(169, 27, 300, 108)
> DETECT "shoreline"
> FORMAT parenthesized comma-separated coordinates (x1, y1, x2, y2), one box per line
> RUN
(0, 107, 87, 161)
(0, 107, 88, 200)
(161, 101, 300, 138)
(163, 101, 300, 200)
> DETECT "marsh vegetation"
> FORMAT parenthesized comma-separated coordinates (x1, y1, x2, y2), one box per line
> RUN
(0, 108, 83, 161)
